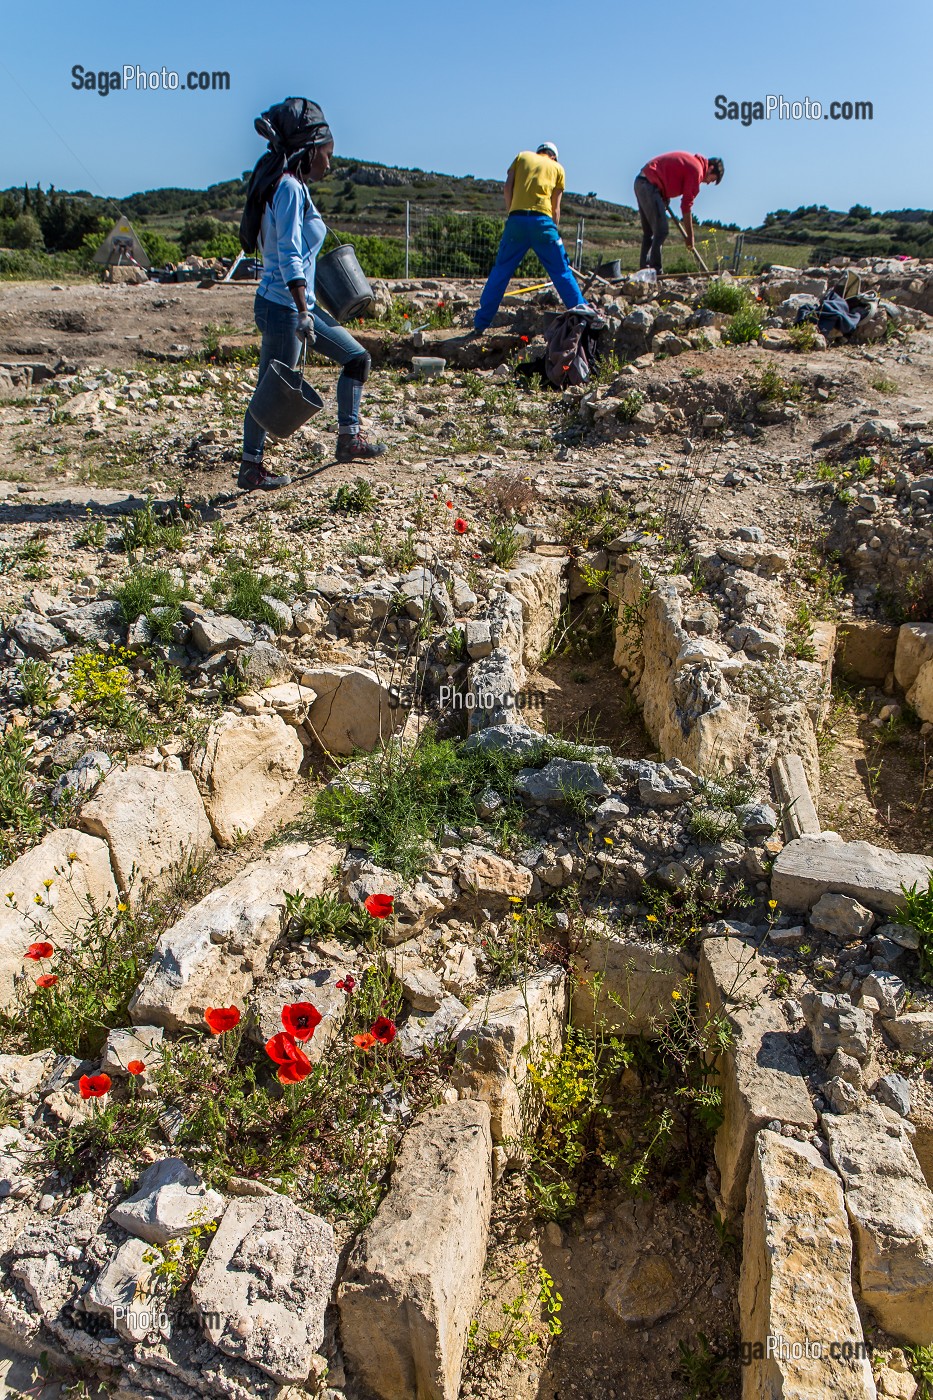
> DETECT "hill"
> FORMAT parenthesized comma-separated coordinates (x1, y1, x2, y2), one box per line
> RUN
(2, 160, 932, 279)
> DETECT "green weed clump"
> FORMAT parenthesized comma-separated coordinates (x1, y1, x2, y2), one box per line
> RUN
(702, 280, 750, 315)
(722, 303, 764, 345)
(0, 727, 44, 860)
(0, 891, 153, 1059)
(896, 877, 933, 984)
(213, 565, 290, 632)
(307, 728, 523, 878)
(329, 478, 375, 515)
(121, 501, 187, 554)
(115, 566, 187, 642)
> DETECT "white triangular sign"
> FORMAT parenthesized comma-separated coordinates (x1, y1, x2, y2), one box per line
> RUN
(93, 217, 151, 270)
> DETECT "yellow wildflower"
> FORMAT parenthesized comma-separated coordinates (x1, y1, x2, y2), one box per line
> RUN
(33, 894, 44, 906)
(646, 914, 658, 923)
(768, 899, 777, 910)
(604, 836, 614, 846)
(117, 902, 128, 914)
(671, 988, 682, 1001)
(42, 879, 54, 890)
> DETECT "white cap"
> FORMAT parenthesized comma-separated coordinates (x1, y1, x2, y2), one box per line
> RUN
(537, 141, 559, 161)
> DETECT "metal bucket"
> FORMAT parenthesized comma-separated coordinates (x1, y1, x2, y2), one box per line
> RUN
(248, 358, 324, 438)
(314, 244, 374, 322)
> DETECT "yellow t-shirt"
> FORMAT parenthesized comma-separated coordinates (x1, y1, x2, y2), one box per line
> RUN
(508, 151, 565, 217)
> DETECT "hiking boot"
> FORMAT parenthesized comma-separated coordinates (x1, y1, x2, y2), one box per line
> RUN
(237, 461, 293, 491)
(335, 433, 387, 462)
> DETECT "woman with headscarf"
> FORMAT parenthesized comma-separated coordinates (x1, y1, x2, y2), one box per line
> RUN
(239, 97, 385, 490)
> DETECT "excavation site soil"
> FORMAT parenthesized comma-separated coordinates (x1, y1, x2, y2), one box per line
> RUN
(1, 261, 933, 1400)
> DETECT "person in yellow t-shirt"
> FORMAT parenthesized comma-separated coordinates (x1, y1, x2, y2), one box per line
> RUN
(474, 142, 590, 332)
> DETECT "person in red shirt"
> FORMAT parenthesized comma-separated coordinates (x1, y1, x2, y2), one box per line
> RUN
(634, 152, 724, 273)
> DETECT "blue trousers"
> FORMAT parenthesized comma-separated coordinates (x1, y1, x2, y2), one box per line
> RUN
(475, 213, 584, 331)
(243, 293, 366, 462)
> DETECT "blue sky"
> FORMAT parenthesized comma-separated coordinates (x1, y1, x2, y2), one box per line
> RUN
(0, 0, 929, 227)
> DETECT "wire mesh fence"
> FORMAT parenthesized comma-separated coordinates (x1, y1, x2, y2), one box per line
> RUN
(329, 203, 772, 283)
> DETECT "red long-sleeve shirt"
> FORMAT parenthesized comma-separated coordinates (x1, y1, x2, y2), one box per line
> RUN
(640, 152, 709, 214)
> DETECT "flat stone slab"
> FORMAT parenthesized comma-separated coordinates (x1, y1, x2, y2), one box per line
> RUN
(572, 936, 688, 1038)
(191, 1194, 337, 1384)
(699, 936, 816, 1216)
(0, 829, 117, 1009)
(771, 835, 933, 916)
(739, 1131, 876, 1399)
(338, 1101, 492, 1400)
(823, 1103, 933, 1344)
(110, 1157, 224, 1245)
(453, 965, 565, 1146)
(130, 841, 338, 1030)
(79, 765, 214, 899)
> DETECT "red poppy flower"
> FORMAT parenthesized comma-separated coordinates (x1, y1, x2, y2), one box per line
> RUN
(454, 518, 468, 535)
(127, 1060, 146, 1076)
(336, 975, 356, 995)
(352, 1032, 377, 1049)
(364, 893, 394, 919)
(205, 1006, 241, 1035)
(281, 1002, 322, 1042)
(79, 1073, 111, 1099)
(35, 973, 58, 988)
(265, 1032, 312, 1084)
(371, 1017, 397, 1045)
(24, 942, 53, 961)
(402, 313, 409, 320)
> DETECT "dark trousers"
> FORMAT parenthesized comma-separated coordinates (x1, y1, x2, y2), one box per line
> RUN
(634, 175, 669, 272)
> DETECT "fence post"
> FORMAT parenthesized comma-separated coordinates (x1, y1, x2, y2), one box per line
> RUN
(574, 218, 585, 270)
(731, 232, 744, 274)
(405, 202, 410, 279)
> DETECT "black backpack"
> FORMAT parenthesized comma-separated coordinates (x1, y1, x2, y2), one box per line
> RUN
(239, 98, 330, 253)
(542, 309, 605, 389)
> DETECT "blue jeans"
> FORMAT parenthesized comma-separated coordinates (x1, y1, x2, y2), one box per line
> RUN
(475, 213, 584, 330)
(242, 293, 366, 463)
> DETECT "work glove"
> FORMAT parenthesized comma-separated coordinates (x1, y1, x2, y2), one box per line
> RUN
(296, 312, 316, 346)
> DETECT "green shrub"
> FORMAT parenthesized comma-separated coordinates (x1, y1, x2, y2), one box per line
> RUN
(722, 304, 764, 345)
(140, 230, 183, 266)
(702, 280, 750, 314)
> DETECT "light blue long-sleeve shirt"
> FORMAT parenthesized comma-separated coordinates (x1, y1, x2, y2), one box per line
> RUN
(257, 174, 327, 309)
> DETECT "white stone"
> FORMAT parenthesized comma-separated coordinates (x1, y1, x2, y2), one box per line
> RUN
(191, 1195, 337, 1384)
(189, 711, 303, 847)
(772, 836, 933, 916)
(338, 1101, 492, 1400)
(110, 1158, 225, 1245)
(740, 1131, 877, 1399)
(453, 965, 566, 1147)
(79, 766, 214, 899)
(894, 623, 933, 692)
(572, 936, 687, 1037)
(130, 842, 338, 1030)
(699, 937, 816, 1215)
(0, 829, 118, 1008)
(824, 1104, 933, 1344)
(300, 665, 407, 754)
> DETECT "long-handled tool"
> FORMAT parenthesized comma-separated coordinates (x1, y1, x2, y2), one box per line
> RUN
(666, 206, 710, 273)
